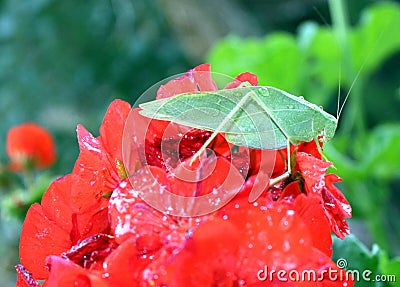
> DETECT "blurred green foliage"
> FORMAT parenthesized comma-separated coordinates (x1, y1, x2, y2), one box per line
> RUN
(0, 0, 190, 173)
(332, 235, 400, 287)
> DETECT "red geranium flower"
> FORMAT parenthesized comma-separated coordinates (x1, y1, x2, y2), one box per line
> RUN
(45, 256, 109, 287)
(148, 196, 352, 287)
(19, 100, 131, 280)
(246, 138, 352, 239)
(295, 152, 352, 239)
(143, 64, 258, 171)
(15, 264, 41, 287)
(156, 64, 218, 100)
(16, 64, 354, 287)
(6, 122, 56, 171)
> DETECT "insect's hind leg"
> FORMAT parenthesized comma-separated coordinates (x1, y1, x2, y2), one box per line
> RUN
(268, 139, 292, 187)
(286, 138, 291, 174)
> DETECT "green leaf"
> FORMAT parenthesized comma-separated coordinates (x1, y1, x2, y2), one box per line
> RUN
(361, 124, 400, 180)
(0, 173, 55, 220)
(299, 22, 341, 87)
(139, 86, 337, 150)
(332, 235, 384, 287)
(351, 2, 400, 75)
(379, 253, 400, 287)
(297, 22, 342, 105)
(207, 33, 301, 93)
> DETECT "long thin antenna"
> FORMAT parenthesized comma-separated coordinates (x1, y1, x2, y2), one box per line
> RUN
(313, 5, 343, 120)
(313, 6, 330, 26)
(337, 29, 386, 120)
(337, 62, 342, 119)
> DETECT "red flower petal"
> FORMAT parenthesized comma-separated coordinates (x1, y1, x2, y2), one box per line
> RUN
(19, 204, 71, 279)
(40, 175, 74, 234)
(297, 139, 323, 160)
(103, 237, 150, 287)
(73, 100, 131, 210)
(296, 152, 352, 239)
(296, 152, 332, 194)
(15, 264, 41, 287)
(224, 72, 258, 89)
(144, 118, 172, 144)
(250, 148, 289, 179)
(223, 198, 313, 283)
(293, 194, 332, 256)
(322, 174, 352, 239)
(61, 234, 116, 270)
(6, 122, 56, 171)
(72, 125, 112, 212)
(45, 256, 108, 287)
(156, 64, 217, 99)
(99, 100, 131, 163)
(167, 156, 233, 197)
(279, 181, 303, 200)
(162, 218, 239, 286)
(144, 125, 212, 170)
(109, 176, 181, 250)
(154, 196, 351, 286)
(324, 175, 352, 218)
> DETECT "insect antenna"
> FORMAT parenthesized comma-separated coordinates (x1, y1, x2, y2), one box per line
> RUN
(312, 5, 342, 120)
(337, 29, 385, 121)
(313, 5, 330, 27)
(337, 61, 361, 120)
(336, 62, 342, 119)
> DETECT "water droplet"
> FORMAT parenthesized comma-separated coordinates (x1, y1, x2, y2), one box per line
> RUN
(286, 210, 295, 216)
(265, 215, 274, 227)
(279, 219, 290, 231)
(257, 231, 268, 243)
(282, 240, 290, 252)
(278, 210, 295, 231)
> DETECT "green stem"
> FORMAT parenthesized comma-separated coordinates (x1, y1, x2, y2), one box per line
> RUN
(22, 170, 35, 192)
(363, 181, 390, 252)
(329, 0, 365, 138)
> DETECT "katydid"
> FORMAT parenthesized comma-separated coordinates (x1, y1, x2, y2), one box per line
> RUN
(139, 85, 337, 201)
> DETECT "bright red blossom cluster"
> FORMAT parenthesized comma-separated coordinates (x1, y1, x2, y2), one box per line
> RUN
(16, 64, 353, 287)
(6, 122, 56, 171)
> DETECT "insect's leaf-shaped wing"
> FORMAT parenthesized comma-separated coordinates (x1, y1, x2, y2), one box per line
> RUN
(139, 87, 284, 149)
(139, 86, 337, 150)
(246, 87, 338, 146)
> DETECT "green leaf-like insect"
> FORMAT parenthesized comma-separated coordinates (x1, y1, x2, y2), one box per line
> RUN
(139, 85, 338, 202)
(139, 86, 337, 150)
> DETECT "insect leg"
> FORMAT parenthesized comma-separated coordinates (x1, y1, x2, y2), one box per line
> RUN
(189, 90, 253, 165)
(286, 138, 291, 174)
(267, 139, 291, 187)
